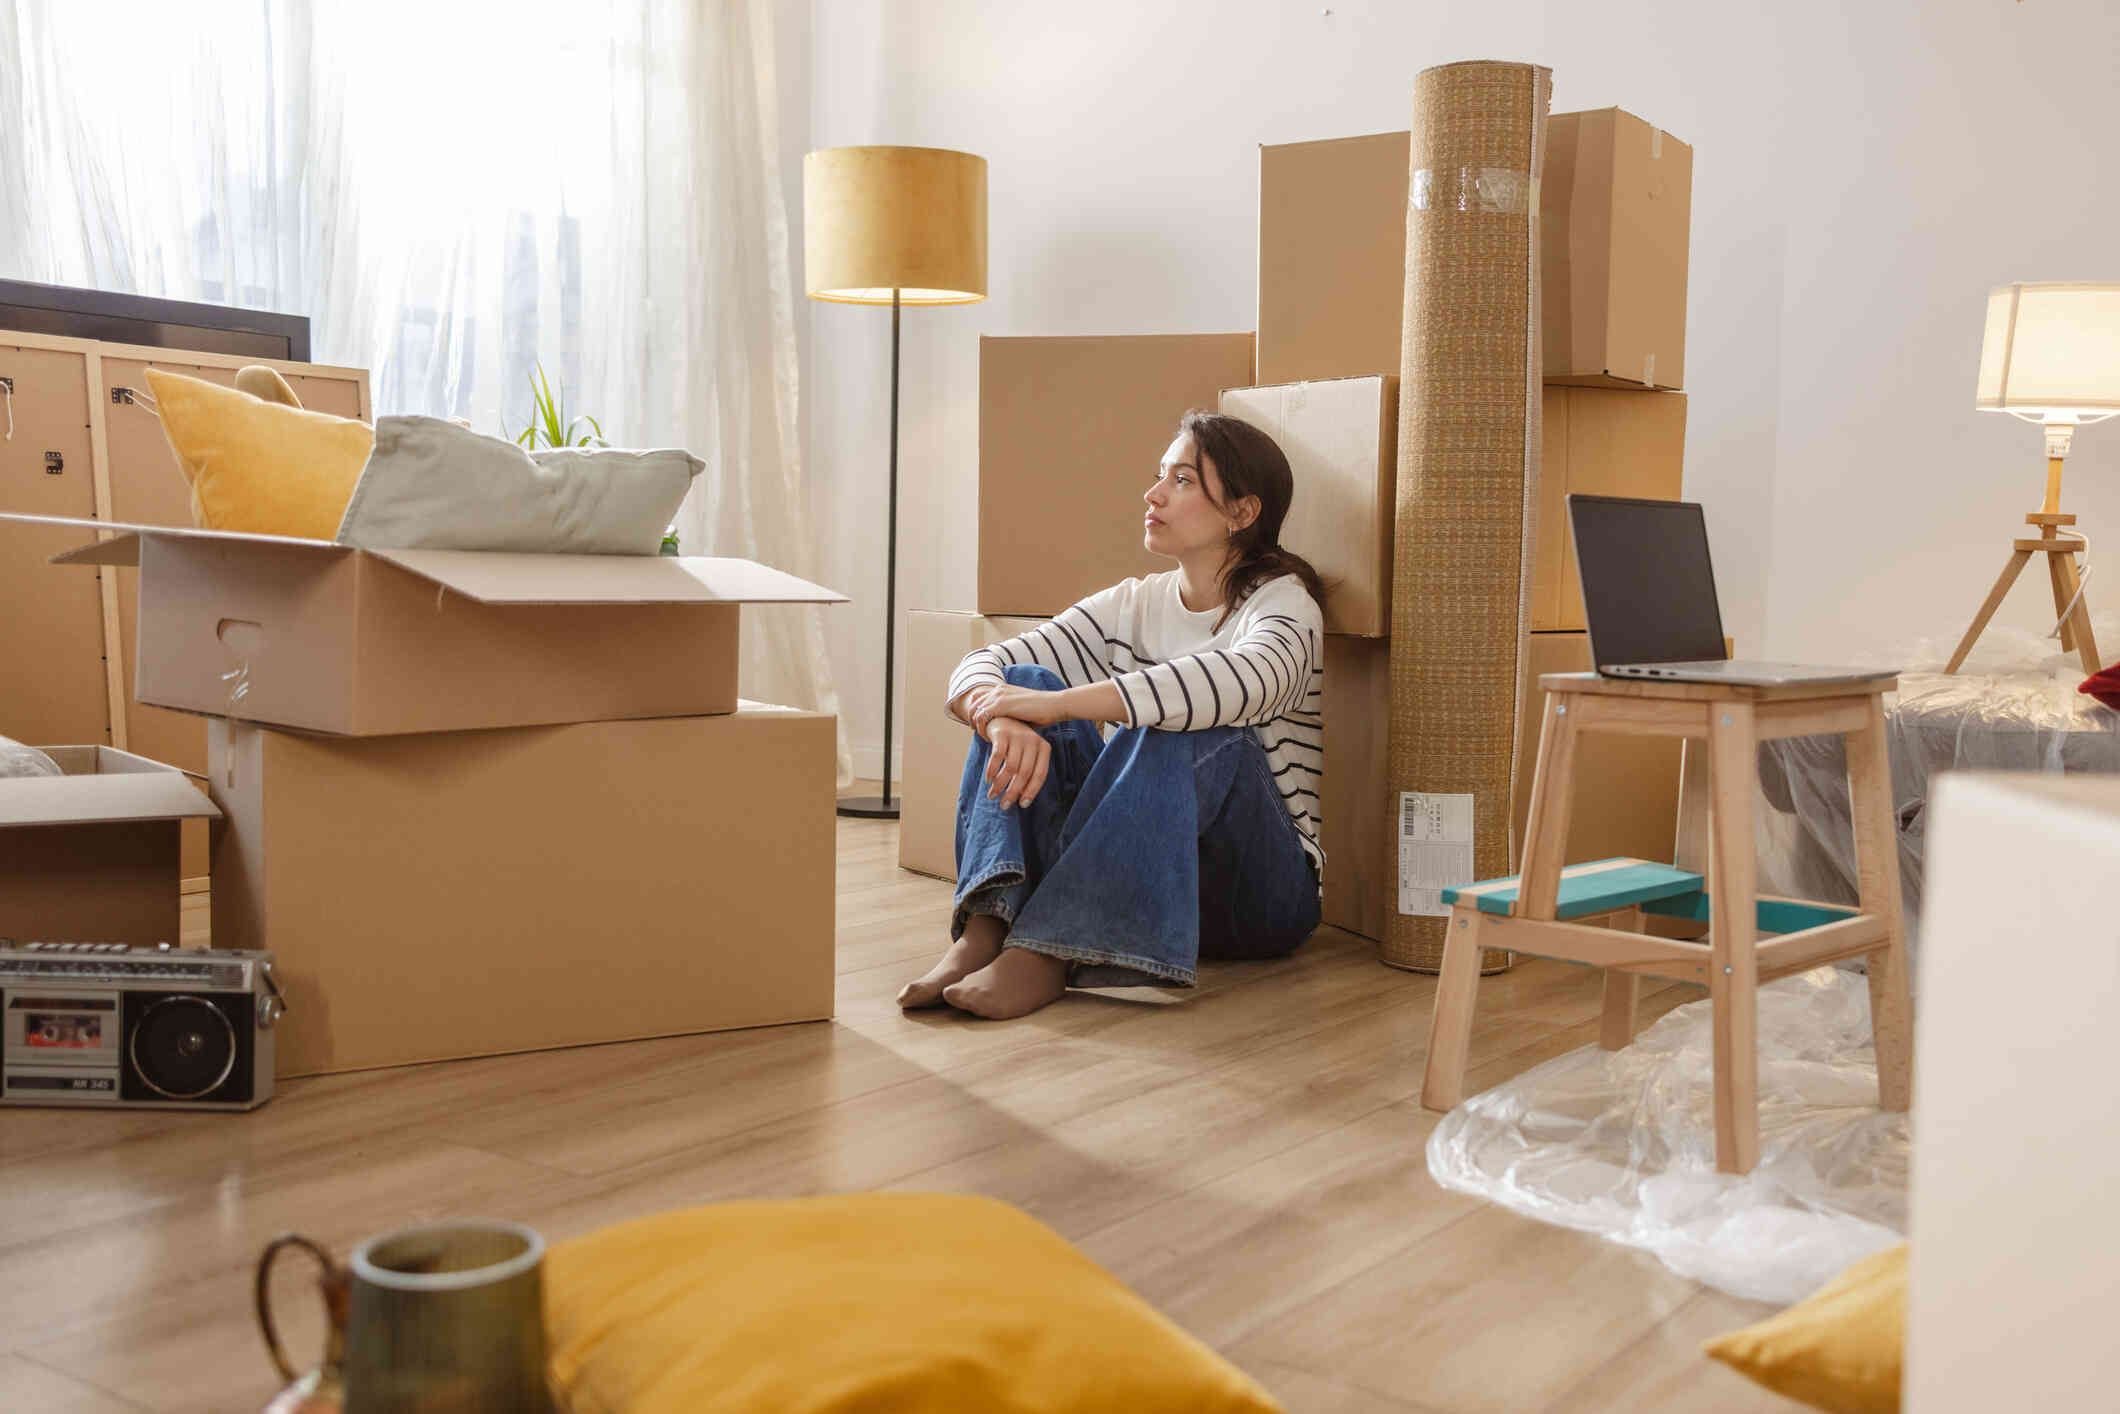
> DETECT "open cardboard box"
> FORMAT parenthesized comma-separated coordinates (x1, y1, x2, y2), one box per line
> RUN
(0, 513, 845, 737)
(0, 745, 221, 946)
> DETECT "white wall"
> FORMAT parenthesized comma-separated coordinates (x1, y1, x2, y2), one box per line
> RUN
(1762, 1, 2120, 664)
(804, 0, 2120, 778)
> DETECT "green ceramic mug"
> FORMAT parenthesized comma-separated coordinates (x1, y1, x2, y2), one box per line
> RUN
(256, 1219, 559, 1414)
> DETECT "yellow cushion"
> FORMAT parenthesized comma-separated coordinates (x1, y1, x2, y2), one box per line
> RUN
(544, 1193, 1285, 1414)
(1702, 1243, 1906, 1414)
(146, 367, 373, 540)
(233, 364, 303, 408)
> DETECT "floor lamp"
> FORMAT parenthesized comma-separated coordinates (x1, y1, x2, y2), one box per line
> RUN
(1947, 282, 2120, 676)
(805, 145, 988, 819)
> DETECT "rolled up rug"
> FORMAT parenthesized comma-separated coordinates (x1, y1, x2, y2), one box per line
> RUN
(1384, 59, 1551, 973)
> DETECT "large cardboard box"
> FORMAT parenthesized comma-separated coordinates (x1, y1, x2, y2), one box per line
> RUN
(1530, 387, 1687, 631)
(1218, 377, 1397, 637)
(1541, 109, 1693, 390)
(208, 706, 837, 1077)
(1320, 635, 1391, 941)
(900, 609, 1046, 879)
(0, 746, 221, 946)
(978, 334, 1256, 618)
(1257, 133, 1412, 386)
(6, 514, 842, 738)
(1510, 633, 1683, 867)
(1255, 111, 1690, 392)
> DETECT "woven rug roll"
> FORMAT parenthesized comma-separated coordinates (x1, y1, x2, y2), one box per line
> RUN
(1383, 60, 1551, 974)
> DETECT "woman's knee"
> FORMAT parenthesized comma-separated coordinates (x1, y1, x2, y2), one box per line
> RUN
(1003, 663, 1066, 691)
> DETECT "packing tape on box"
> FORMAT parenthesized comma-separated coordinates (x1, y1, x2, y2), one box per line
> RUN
(1384, 59, 1552, 975)
(1410, 166, 1535, 216)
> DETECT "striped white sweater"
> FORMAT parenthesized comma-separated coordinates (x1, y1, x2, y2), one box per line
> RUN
(946, 571, 1325, 881)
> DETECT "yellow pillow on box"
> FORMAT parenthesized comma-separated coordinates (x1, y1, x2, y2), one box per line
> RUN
(145, 366, 373, 540)
(1702, 1243, 1906, 1414)
(544, 1193, 1286, 1414)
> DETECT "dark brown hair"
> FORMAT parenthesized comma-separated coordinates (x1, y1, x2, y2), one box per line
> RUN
(1177, 409, 1330, 630)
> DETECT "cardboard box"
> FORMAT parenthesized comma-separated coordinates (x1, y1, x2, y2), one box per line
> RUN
(899, 610, 1047, 880)
(1319, 635, 1391, 941)
(5, 514, 842, 738)
(1510, 633, 1683, 867)
(978, 334, 1257, 618)
(1218, 377, 1397, 637)
(1255, 112, 1690, 393)
(1541, 109, 1693, 390)
(0, 340, 114, 752)
(1530, 387, 1687, 631)
(1257, 133, 1412, 386)
(208, 706, 837, 1076)
(0, 746, 221, 945)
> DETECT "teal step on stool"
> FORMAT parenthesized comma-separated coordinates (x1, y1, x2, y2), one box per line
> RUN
(1417, 672, 1916, 1175)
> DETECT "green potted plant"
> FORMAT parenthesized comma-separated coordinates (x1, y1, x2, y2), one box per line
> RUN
(515, 363, 605, 449)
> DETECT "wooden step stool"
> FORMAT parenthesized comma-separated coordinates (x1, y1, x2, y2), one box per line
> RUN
(1418, 672, 1916, 1175)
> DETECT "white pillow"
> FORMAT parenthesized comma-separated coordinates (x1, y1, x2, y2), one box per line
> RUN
(0, 736, 61, 779)
(336, 416, 703, 555)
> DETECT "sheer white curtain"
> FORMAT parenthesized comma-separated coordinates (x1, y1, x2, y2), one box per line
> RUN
(0, 0, 848, 783)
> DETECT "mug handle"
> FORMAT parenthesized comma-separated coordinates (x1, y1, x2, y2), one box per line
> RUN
(254, 1233, 350, 1383)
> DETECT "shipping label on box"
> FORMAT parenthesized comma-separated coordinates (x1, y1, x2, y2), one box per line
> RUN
(1398, 790, 1474, 917)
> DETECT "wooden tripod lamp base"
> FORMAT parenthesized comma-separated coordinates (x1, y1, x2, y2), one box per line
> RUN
(1957, 281, 2120, 676)
(1944, 476, 2101, 675)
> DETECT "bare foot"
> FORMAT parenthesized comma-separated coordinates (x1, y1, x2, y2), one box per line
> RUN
(897, 915, 1006, 1009)
(942, 946, 1069, 1019)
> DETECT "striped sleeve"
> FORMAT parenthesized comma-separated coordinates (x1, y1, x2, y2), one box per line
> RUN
(943, 586, 1127, 718)
(1114, 592, 1323, 732)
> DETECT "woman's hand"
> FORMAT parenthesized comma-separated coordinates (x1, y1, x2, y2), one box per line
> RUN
(966, 683, 1067, 735)
(983, 717, 1051, 808)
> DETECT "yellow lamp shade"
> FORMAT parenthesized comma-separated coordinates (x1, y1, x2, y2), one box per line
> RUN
(804, 145, 987, 305)
(1976, 281, 2120, 416)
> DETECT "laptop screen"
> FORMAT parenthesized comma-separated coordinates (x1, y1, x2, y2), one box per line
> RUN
(1566, 495, 1729, 665)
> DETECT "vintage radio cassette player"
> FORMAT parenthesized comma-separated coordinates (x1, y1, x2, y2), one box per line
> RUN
(0, 942, 282, 1111)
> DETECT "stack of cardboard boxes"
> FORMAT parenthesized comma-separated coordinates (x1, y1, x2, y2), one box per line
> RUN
(901, 109, 1692, 946)
(6, 513, 845, 1078)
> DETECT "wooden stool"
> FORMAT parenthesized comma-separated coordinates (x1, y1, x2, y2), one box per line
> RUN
(1417, 673, 1915, 1175)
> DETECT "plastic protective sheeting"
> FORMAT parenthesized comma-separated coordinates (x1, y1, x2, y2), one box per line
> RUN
(1755, 616, 2120, 957)
(1427, 967, 1907, 1305)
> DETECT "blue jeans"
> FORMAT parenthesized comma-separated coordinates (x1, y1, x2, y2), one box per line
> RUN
(952, 664, 1321, 988)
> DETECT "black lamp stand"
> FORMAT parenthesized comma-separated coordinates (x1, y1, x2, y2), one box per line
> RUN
(838, 288, 903, 819)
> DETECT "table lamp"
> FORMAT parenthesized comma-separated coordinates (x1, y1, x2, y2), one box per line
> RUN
(1945, 281, 2120, 675)
(805, 145, 988, 818)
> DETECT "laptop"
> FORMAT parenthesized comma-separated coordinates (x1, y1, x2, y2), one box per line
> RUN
(1566, 494, 1897, 686)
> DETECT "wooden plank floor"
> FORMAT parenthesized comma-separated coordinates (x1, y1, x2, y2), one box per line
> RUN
(0, 812, 1803, 1413)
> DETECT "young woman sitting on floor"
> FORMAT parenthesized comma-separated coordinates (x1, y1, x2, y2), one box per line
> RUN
(899, 410, 1328, 1020)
